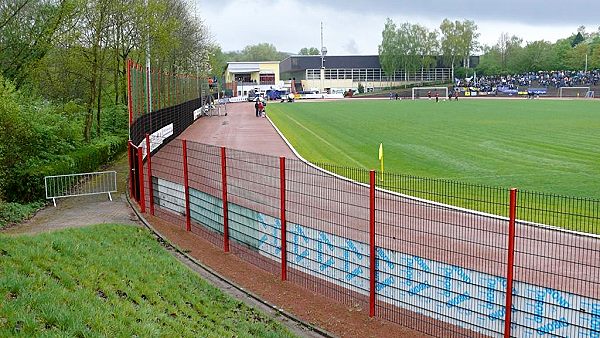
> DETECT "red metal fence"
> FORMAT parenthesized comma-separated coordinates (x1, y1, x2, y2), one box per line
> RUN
(132, 139, 600, 338)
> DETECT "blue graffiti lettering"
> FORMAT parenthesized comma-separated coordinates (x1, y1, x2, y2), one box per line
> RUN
(344, 250, 349, 273)
(414, 256, 431, 272)
(408, 282, 430, 295)
(295, 249, 309, 263)
(454, 267, 471, 283)
(443, 268, 452, 297)
(488, 308, 505, 321)
(590, 303, 600, 338)
(295, 225, 309, 243)
(532, 289, 545, 323)
(447, 292, 470, 308)
(319, 232, 334, 251)
(376, 276, 394, 292)
(376, 248, 394, 270)
(272, 219, 280, 253)
(317, 232, 333, 266)
(293, 225, 309, 262)
(403, 257, 414, 286)
(547, 288, 569, 308)
(346, 240, 363, 260)
(317, 241, 323, 263)
(536, 317, 568, 335)
(319, 257, 335, 271)
(484, 278, 496, 310)
(346, 267, 363, 281)
(258, 234, 268, 248)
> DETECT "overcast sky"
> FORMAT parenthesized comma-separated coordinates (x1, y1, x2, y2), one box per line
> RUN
(194, 0, 600, 55)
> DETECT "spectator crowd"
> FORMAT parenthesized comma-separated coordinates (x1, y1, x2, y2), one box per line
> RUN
(456, 70, 600, 93)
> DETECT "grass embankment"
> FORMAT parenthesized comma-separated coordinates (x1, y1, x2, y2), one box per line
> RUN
(268, 99, 600, 230)
(0, 224, 295, 337)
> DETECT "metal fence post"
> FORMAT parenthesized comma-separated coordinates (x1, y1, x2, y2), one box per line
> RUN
(504, 188, 517, 338)
(221, 146, 230, 252)
(280, 156, 287, 281)
(369, 170, 376, 318)
(128, 141, 133, 199)
(182, 139, 191, 231)
(137, 144, 146, 213)
(145, 134, 154, 216)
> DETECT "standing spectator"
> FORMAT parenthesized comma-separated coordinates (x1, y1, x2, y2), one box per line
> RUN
(254, 99, 259, 117)
(258, 100, 264, 117)
(435, 91, 439, 102)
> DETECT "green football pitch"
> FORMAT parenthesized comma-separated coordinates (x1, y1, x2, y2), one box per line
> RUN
(268, 98, 600, 199)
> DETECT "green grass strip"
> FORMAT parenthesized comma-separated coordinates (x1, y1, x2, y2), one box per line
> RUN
(0, 224, 295, 337)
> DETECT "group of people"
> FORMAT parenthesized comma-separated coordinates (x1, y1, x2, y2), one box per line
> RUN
(456, 70, 600, 93)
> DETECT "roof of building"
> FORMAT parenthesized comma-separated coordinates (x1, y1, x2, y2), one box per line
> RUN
(280, 55, 382, 73)
(226, 61, 280, 74)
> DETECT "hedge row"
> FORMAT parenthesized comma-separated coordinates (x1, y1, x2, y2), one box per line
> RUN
(4, 135, 127, 202)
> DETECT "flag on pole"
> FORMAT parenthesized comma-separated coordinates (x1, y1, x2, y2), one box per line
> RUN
(378, 143, 384, 181)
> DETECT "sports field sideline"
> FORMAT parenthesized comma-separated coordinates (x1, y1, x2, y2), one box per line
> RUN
(267, 98, 600, 199)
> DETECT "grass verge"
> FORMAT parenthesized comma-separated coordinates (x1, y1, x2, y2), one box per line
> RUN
(0, 224, 295, 337)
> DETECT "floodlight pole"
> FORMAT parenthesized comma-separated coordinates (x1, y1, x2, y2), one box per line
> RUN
(144, 0, 152, 115)
(320, 22, 327, 95)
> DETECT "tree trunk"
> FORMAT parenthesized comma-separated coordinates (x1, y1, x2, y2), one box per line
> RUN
(114, 26, 120, 105)
(96, 76, 102, 137)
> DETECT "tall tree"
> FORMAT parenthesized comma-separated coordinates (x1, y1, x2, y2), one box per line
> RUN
(0, 0, 73, 87)
(395, 22, 422, 80)
(440, 19, 479, 73)
(298, 47, 320, 55)
(590, 44, 600, 69)
(414, 24, 439, 76)
(378, 18, 399, 83)
(439, 19, 461, 75)
(236, 43, 286, 61)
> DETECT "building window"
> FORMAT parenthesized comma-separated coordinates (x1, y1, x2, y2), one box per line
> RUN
(259, 74, 275, 85)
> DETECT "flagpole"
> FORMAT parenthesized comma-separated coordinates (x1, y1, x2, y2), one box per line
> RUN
(378, 143, 384, 182)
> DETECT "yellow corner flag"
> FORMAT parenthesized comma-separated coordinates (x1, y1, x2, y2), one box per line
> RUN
(378, 143, 384, 181)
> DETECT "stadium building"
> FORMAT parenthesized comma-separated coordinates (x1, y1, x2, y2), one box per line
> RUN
(224, 55, 479, 97)
(224, 61, 282, 97)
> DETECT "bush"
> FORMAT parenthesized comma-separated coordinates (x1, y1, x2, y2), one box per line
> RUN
(357, 83, 365, 94)
(0, 200, 44, 228)
(453, 67, 468, 79)
(0, 75, 127, 203)
(4, 135, 127, 202)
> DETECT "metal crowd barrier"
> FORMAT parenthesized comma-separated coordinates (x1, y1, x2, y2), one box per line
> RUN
(45, 171, 117, 206)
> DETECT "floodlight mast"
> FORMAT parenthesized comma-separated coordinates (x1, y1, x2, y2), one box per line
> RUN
(143, 0, 152, 147)
(320, 22, 327, 94)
